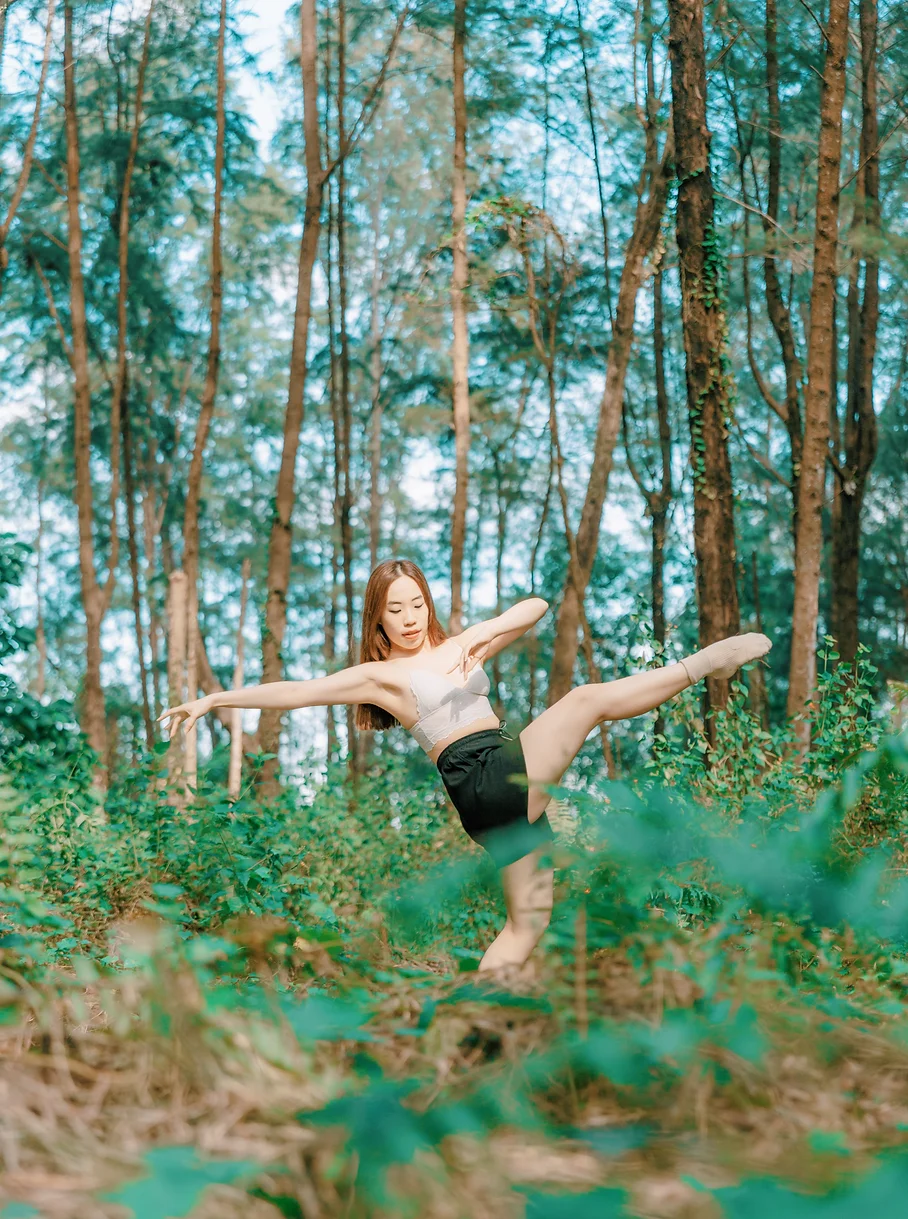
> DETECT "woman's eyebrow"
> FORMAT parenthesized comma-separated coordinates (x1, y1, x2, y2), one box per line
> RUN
(387, 598, 424, 606)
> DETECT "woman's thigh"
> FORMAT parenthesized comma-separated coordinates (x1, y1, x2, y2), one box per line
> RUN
(518, 686, 599, 824)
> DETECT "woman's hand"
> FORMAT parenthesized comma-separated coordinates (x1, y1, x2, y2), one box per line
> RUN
(158, 694, 213, 738)
(447, 622, 498, 678)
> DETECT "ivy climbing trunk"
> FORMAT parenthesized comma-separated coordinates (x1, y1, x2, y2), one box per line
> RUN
(787, 0, 850, 743)
(667, 0, 740, 729)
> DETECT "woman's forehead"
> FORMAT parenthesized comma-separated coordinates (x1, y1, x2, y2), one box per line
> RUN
(386, 576, 424, 601)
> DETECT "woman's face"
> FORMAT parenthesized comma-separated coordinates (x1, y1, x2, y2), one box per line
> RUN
(380, 575, 429, 653)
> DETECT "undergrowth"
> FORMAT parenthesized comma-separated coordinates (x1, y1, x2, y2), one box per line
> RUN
(1, 633, 908, 1217)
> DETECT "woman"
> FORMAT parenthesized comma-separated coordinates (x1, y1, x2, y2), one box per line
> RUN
(160, 558, 771, 974)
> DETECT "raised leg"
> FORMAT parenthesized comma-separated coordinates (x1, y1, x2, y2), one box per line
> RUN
(477, 842, 554, 972)
(517, 661, 692, 824)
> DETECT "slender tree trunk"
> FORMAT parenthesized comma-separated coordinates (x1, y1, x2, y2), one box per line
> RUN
(749, 550, 769, 727)
(228, 558, 252, 800)
(257, 2, 404, 787)
(322, 28, 342, 769)
(763, 0, 804, 531)
(667, 0, 740, 731)
(651, 265, 674, 739)
(123, 381, 154, 749)
(575, 0, 612, 325)
(830, 0, 879, 667)
(368, 183, 385, 573)
(64, 1, 108, 768)
(335, 0, 360, 784)
(141, 449, 162, 716)
(166, 570, 188, 792)
(449, 0, 470, 636)
(181, 0, 226, 789)
(0, 0, 55, 298)
(33, 387, 48, 699)
(787, 0, 850, 741)
(259, 0, 326, 780)
(548, 138, 672, 702)
(112, 2, 155, 753)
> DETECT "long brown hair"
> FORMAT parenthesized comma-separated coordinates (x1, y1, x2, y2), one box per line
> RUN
(355, 558, 449, 731)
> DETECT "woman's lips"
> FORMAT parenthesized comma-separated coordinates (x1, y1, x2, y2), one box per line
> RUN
(403, 630, 420, 638)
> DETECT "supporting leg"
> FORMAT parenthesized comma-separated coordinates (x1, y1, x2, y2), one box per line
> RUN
(478, 844, 554, 973)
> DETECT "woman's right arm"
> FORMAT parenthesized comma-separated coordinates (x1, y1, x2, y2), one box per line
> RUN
(159, 661, 390, 734)
(210, 662, 389, 711)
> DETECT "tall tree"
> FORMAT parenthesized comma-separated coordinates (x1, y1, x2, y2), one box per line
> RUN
(449, 0, 470, 636)
(831, 0, 879, 666)
(667, 0, 740, 727)
(181, 0, 227, 789)
(547, 125, 672, 702)
(0, 0, 55, 298)
(63, 0, 119, 774)
(258, 3, 406, 785)
(787, 0, 851, 741)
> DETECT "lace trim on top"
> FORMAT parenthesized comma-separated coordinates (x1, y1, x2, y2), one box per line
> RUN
(407, 665, 494, 753)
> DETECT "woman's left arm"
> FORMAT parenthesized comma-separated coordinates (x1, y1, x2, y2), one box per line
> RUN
(451, 598, 549, 675)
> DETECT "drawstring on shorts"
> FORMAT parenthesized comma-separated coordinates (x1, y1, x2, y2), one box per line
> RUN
(498, 719, 516, 742)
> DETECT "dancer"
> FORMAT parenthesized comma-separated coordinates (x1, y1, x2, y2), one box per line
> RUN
(160, 558, 771, 974)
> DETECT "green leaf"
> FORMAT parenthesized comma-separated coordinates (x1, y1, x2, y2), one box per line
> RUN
(100, 1146, 260, 1218)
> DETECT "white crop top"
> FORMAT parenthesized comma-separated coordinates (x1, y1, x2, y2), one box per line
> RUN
(406, 664, 495, 753)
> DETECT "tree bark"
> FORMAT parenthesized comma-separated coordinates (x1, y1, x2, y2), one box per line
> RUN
(0, 0, 55, 298)
(259, 0, 327, 779)
(449, 0, 470, 637)
(182, 0, 226, 789)
(123, 380, 154, 749)
(830, 0, 879, 667)
(64, 1, 108, 769)
(335, 0, 360, 785)
(547, 137, 672, 703)
(622, 264, 675, 741)
(166, 569, 188, 792)
(257, 3, 406, 787)
(368, 182, 385, 572)
(762, 0, 804, 529)
(667, 0, 740, 729)
(787, 0, 850, 741)
(228, 558, 251, 800)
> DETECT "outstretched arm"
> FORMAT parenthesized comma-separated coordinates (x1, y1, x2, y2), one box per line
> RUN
(159, 661, 387, 736)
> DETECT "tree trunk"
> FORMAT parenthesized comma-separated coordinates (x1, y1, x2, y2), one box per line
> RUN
(787, 0, 850, 741)
(368, 183, 385, 573)
(830, 0, 879, 667)
(449, 0, 470, 637)
(166, 569, 188, 792)
(763, 0, 804, 530)
(667, 0, 740, 730)
(114, 1, 155, 753)
(548, 137, 672, 702)
(64, 1, 107, 768)
(228, 558, 251, 800)
(0, 0, 55, 298)
(259, 0, 326, 781)
(182, 0, 226, 789)
(335, 0, 360, 786)
(123, 381, 154, 749)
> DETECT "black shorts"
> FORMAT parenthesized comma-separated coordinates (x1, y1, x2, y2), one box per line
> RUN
(435, 722, 555, 868)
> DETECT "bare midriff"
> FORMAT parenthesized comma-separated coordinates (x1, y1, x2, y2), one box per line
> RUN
(377, 640, 502, 765)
